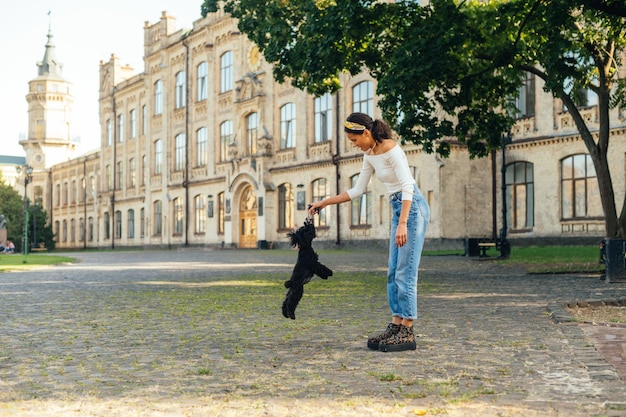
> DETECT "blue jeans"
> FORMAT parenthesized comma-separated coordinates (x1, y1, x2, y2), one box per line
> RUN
(387, 186, 430, 320)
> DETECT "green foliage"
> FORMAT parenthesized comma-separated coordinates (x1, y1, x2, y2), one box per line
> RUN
(0, 180, 26, 247)
(202, 0, 626, 235)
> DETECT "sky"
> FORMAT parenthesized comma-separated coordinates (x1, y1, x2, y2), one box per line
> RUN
(0, 1, 204, 156)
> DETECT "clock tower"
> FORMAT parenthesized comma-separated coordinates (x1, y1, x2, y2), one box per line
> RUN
(21, 24, 75, 171)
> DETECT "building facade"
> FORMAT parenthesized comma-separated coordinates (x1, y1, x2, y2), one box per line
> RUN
(18, 10, 626, 251)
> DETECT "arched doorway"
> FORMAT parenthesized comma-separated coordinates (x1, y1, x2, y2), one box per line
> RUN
(239, 185, 258, 248)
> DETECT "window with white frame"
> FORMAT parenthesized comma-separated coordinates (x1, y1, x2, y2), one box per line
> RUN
(246, 112, 258, 155)
(220, 51, 233, 93)
(352, 81, 374, 116)
(130, 109, 137, 138)
(175, 133, 186, 171)
(350, 174, 371, 226)
(515, 72, 535, 118)
(173, 197, 184, 235)
(505, 161, 534, 230)
(196, 127, 208, 167)
(128, 158, 136, 188)
(280, 103, 296, 149)
(106, 119, 113, 146)
(153, 200, 162, 235)
(154, 139, 163, 175)
(220, 120, 233, 162)
(561, 154, 603, 219)
(175, 71, 186, 109)
(197, 61, 208, 101)
(314, 93, 332, 143)
(154, 80, 163, 115)
(127, 209, 135, 239)
(117, 113, 124, 143)
(195, 194, 206, 234)
(278, 183, 294, 229)
(312, 178, 329, 226)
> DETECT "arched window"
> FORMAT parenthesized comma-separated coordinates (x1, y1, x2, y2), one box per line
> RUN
(280, 103, 296, 149)
(352, 81, 374, 117)
(278, 183, 294, 229)
(175, 133, 186, 171)
(220, 120, 233, 162)
(311, 178, 329, 226)
(173, 198, 184, 235)
(505, 162, 534, 230)
(154, 80, 163, 115)
(154, 139, 163, 175)
(127, 209, 135, 239)
(197, 61, 208, 101)
(104, 212, 110, 240)
(246, 112, 258, 155)
(350, 174, 371, 226)
(153, 200, 162, 235)
(196, 128, 208, 167)
(115, 210, 122, 239)
(175, 71, 186, 108)
(220, 51, 233, 93)
(561, 154, 602, 219)
(194, 194, 206, 234)
(314, 93, 332, 143)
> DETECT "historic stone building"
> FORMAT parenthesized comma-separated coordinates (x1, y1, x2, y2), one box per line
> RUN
(17, 10, 626, 251)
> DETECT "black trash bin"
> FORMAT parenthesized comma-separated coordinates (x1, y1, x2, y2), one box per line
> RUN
(465, 238, 480, 257)
(602, 238, 626, 283)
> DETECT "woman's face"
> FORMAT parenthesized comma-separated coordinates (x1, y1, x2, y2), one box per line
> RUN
(346, 131, 373, 152)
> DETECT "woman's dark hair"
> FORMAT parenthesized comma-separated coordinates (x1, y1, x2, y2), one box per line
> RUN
(345, 112, 392, 142)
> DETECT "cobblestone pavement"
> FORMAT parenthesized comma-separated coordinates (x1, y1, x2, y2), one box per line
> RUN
(0, 249, 625, 417)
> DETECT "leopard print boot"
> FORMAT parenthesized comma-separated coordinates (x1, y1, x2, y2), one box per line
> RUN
(378, 324, 416, 352)
(367, 323, 400, 350)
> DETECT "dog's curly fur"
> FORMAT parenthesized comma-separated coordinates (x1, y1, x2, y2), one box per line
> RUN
(282, 217, 333, 319)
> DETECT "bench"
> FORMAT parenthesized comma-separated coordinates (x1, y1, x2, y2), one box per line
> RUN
(31, 245, 47, 252)
(478, 242, 496, 257)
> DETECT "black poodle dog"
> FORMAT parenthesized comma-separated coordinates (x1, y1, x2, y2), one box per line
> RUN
(282, 216, 333, 319)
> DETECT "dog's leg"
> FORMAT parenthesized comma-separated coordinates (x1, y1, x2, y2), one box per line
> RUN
(313, 262, 333, 280)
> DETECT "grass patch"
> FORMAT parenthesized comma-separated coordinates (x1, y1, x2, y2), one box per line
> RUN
(425, 245, 605, 274)
(0, 254, 76, 271)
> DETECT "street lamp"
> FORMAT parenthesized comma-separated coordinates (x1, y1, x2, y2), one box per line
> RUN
(16, 165, 33, 255)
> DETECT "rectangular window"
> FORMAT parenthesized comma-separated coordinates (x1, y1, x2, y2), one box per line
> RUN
(196, 128, 208, 166)
(154, 200, 162, 235)
(195, 194, 206, 233)
(352, 81, 374, 117)
(127, 209, 135, 239)
(130, 109, 137, 138)
(175, 134, 186, 171)
(197, 61, 208, 101)
(280, 103, 296, 149)
(142, 105, 147, 135)
(154, 80, 163, 115)
(128, 158, 136, 188)
(154, 139, 162, 175)
(220, 51, 233, 93)
(220, 121, 233, 162)
(173, 198, 184, 234)
(314, 93, 332, 143)
(246, 113, 258, 155)
(117, 113, 125, 143)
(175, 71, 186, 109)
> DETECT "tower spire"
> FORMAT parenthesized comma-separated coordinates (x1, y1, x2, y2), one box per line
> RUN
(37, 10, 63, 77)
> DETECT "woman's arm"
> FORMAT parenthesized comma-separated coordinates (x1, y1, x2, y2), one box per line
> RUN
(308, 191, 351, 214)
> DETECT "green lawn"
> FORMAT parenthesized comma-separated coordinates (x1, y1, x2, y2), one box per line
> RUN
(0, 254, 76, 271)
(425, 245, 605, 274)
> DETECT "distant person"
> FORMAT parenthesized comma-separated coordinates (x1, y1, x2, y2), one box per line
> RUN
(6, 241, 15, 254)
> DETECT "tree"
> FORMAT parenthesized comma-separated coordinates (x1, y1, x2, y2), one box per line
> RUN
(0, 179, 27, 249)
(201, 0, 626, 237)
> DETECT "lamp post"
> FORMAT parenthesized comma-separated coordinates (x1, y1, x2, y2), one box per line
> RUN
(16, 165, 33, 255)
(499, 133, 511, 259)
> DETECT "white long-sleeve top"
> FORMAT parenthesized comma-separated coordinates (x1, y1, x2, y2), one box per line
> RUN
(346, 144, 417, 202)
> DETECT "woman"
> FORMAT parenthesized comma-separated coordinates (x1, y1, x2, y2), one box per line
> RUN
(308, 112, 430, 352)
